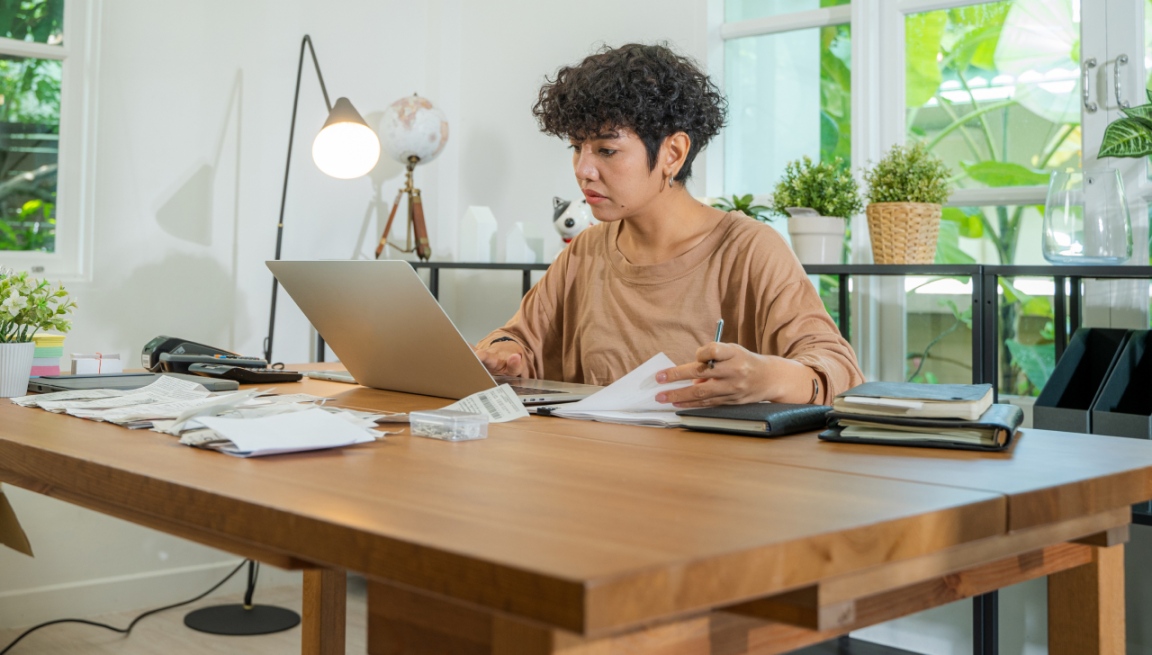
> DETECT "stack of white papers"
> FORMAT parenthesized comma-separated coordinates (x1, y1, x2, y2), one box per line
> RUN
(14, 376, 212, 418)
(192, 408, 379, 457)
(546, 353, 693, 427)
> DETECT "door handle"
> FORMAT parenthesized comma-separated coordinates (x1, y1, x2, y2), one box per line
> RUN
(1115, 54, 1130, 108)
(1083, 58, 1098, 113)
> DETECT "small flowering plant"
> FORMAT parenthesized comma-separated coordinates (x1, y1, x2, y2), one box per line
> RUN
(0, 268, 76, 343)
(769, 156, 862, 220)
(863, 142, 951, 205)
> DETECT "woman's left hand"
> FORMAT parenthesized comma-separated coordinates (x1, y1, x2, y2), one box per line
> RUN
(654, 343, 816, 407)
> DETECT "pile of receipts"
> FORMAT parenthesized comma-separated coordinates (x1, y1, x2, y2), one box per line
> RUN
(12, 376, 400, 457)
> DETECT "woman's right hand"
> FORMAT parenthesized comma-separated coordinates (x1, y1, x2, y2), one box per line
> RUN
(474, 339, 528, 377)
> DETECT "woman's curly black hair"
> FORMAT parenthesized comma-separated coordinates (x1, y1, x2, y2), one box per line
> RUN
(532, 43, 727, 183)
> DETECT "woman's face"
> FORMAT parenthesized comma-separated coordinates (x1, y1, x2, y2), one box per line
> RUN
(570, 127, 665, 222)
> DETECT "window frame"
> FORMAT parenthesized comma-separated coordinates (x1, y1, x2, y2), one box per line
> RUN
(0, 0, 100, 282)
(715, 0, 1152, 382)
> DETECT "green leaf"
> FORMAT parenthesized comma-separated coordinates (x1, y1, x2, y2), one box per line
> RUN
(1099, 117, 1152, 158)
(820, 112, 840, 163)
(1005, 339, 1056, 394)
(1147, 88, 1152, 104)
(934, 219, 976, 264)
(906, 11, 947, 108)
(942, 207, 984, 238)
(998, 278, 1027, 305)
(1021, 296, 1052, 317)
(948, 24, 1003, 72)
(1120, 103, 1152, 126)
(962, 161, 1049, 187)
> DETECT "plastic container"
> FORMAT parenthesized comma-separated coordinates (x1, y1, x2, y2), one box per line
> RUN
(410, 409, 489, 441)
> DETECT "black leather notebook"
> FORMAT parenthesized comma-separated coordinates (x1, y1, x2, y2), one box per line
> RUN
(819, 403, 1023, 452)
(676, 403, 831, 437)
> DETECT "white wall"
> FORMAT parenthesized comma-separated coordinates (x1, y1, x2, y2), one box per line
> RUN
(437, 0, 712, 342)
(0, 0, 434, 627)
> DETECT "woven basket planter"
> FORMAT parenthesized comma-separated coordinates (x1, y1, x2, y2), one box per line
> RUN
(866, 202, 942, 264)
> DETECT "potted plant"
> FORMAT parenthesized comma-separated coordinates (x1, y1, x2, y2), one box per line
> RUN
(861, 143, 951, 264)
(0, 268, 76, 397)
(1099, 90, 1152, 158)
(769, 156, 861, 264)
(711, 194, 773, 224)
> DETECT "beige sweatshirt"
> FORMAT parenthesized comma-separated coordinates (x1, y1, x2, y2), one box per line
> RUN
(483, 212, 864, 403)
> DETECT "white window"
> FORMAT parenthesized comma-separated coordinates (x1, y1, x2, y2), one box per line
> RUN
(715, 0, 1150, 394)
(0, 0, 99, 281)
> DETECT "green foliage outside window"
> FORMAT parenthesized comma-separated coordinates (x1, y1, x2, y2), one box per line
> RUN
(0, 0, 63, 253)
(751, 0, 1086, 395)
(896, 0, 1076, 394)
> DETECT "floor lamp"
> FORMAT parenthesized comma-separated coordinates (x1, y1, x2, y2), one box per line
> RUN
(262, 34, 381, 365)
(185, 36, 379, 637)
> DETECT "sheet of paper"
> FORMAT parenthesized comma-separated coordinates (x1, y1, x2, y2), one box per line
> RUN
(547, 353, 692, 426)
(70, 396, 228, 424)
(839, 426, 986, 443)
(37, 376, 210, 413)
(444, 384, 528, 423)
(557, 409, 683, 427)
(162, 389, 268, 432)
(197, 408, 378, 457)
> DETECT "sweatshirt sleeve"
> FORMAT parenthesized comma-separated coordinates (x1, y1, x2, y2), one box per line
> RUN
(748, 229, 864, 403)
(478, 250, 569, 380)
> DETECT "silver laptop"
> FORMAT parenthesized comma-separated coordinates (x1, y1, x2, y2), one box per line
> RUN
(266, 260, 602, 403)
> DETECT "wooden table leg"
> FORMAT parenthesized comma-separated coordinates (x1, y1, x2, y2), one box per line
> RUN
(303, 568, 347, 655)
(1048, 543, 1125, 655)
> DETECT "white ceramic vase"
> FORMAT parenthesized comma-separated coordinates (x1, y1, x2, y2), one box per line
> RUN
(0, 341, 34, 398)
(786, 214, 847, 265)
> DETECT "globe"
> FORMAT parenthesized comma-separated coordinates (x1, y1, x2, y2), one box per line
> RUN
(378, 94, 449, 165)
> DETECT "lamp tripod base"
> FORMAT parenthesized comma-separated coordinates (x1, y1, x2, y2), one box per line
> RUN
(184, 604, 301, 636)
(183, 560, 300, 636)
(375, 156, 432, 260)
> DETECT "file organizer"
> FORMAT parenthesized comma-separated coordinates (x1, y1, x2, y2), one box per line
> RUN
(1033, 328, 1130, 433)
(1092, 330, 1152, 439)
(1090, 330, 1152, 515)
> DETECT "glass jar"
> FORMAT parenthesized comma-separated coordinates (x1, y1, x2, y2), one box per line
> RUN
(1042, 169, 1133, 265)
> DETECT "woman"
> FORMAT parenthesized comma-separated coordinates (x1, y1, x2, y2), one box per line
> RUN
(475, 44, 863, 407)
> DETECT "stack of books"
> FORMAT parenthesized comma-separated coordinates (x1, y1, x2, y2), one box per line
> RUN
(30, 333, 65, 377)
(819, 382, 1023, 451)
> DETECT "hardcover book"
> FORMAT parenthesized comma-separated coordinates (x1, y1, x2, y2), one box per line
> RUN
(832, 382, 994, 421)
(676, 403, 831, 437)
(819, 403, 1023, 452)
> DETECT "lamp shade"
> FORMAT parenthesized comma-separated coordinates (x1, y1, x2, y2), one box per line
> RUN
(311, 97, 381, 179)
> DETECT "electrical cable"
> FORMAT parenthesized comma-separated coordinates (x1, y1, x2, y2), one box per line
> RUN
(0, 559, 249, 655)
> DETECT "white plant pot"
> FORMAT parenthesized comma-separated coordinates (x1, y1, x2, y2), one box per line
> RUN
(787, 215, 847, 265)
(0, 341, 34, 398)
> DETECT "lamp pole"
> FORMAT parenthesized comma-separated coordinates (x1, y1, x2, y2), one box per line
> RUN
(264, 35, 331, 364)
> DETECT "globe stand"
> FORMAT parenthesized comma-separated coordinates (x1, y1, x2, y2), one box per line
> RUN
(375, 155, 431, 260)
(184, 561, 300, 636)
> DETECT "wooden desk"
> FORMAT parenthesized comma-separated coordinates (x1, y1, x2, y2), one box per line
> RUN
(1, 379, 1149, 655)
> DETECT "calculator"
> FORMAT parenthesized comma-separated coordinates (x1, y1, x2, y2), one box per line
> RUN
(186, 363, 303, 384)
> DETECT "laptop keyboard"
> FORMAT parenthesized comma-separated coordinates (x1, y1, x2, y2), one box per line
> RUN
(510, 385, 570, 396)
